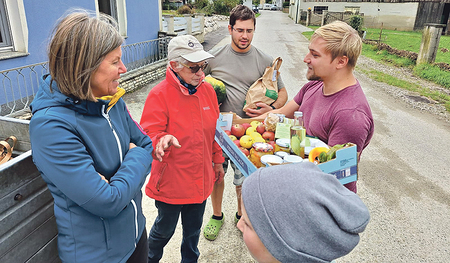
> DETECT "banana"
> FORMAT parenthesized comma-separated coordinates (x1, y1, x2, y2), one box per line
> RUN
(326, 144, 345, 161)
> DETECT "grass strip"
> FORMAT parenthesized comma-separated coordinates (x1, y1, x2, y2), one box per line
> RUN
(359, 68, 450, 112)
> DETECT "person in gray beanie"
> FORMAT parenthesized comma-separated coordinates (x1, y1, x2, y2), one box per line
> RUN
(238, 161, 370, 263)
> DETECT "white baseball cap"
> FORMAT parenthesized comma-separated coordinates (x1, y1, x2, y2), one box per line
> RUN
(167, 35, 214, 63)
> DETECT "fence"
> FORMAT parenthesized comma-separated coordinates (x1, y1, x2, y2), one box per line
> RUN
(306, 10, 364, 27)
(0, 37, 171, 117)
(161, 14, 205, 41)
(122, 37, 170, 72)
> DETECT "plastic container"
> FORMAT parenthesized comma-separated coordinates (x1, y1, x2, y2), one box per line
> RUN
(274, 151, 289, 158)
(260, 155, 284, 167)
(283, 154, 303, 163)
(275, 138, 290, 153)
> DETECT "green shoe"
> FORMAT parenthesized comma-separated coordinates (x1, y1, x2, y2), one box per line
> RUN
(204, 214, 224, 241)
(235, 212, 241, 225)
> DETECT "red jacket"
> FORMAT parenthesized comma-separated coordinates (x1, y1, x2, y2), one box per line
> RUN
(140, 66, 224, 204)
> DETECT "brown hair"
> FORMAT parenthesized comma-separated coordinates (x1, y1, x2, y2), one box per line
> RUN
(48, 10, 123, 101)
(229, 5, 256, 28)
(311, 21, 362, 68)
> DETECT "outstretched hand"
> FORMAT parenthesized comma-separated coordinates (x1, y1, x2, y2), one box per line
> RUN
(245, 102, 272, 117)
(155, 134, 181, 162)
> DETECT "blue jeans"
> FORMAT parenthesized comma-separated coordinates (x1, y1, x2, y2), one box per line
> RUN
(148, 200, 207, 263)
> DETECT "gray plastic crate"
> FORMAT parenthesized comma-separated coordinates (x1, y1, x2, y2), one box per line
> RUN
(0, 116, 60, 263)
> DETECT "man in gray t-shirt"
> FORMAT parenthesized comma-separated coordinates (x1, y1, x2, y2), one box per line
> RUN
(204, 44, 286, 117)
(202, 5, 288, 241)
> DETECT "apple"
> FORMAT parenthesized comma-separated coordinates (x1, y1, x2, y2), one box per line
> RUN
(229, 135, 237, 141)
(225, 130, 231, 136)
(267, 140, 276, 148)
(256, 123, 266, 134)
(242, 123, 252, 130)
(262, 131, 275, 141)
(231, 124, 245, 138)
(239, 147, 250, 156)
(233, 140, 241, 148)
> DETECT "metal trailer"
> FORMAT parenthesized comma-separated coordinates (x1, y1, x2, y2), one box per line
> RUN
(0, 116, 60, 263)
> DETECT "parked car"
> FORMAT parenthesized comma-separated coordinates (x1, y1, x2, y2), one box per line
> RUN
(263, 3, 271, 10)
(270, 4, 278, 10)
(252, 5, 259, 13)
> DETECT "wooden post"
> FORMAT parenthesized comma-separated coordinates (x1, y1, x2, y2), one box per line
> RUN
(417, 23, 445, 65)
(378, 23, 383, 43)
(306, 8, 311, 26)
(321, 10, 328, 26)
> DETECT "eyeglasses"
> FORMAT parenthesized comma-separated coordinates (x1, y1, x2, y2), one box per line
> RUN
(232, 27, 254, 34)
(179, 61, 208, 73)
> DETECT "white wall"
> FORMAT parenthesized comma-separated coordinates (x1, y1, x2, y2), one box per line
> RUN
(294, 1, 419, 31)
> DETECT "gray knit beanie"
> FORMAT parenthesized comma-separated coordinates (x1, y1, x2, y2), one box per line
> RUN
(242, 161, 370, 263)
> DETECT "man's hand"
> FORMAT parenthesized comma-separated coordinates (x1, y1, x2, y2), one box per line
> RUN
(213, 163, 225, 184)
(245, 102, 273, 117)
(155, 134, 181, 162)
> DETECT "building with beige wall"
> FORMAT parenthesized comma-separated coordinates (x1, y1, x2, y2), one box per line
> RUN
(291, 1, 419, 31)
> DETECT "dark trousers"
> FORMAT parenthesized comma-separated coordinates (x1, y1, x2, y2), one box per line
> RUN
(148, 200, 207, 263)
(127, 228, 148, 263)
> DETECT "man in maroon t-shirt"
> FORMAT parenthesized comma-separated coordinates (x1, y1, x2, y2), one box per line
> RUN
(260, 21, 374, 193)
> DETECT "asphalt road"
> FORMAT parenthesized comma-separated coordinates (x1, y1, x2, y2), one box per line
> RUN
(124, 10, 450, 262)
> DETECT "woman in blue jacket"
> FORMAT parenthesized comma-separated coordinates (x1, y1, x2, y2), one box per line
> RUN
(29, 10, 154, 263)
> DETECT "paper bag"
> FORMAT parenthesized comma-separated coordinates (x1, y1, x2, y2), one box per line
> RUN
(243, 57, 282, 112)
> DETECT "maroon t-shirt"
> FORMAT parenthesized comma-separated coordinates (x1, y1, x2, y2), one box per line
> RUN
(294, 80, 374, 193)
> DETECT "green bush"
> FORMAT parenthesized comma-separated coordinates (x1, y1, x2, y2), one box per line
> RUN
(349, 15, 364, 36)
(283, 1, 290, 8)
(199, 4, 214, 16)
(193, 0, 209, 10)
(163, 1, 178, 10)
(177, 5, 192, 15)
(212, 0, 240, 16)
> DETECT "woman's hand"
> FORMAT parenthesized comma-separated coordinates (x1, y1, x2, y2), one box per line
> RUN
(98, 173, 109, 183)
(155, 135, 181, 161)
(213, 163, 225, 184)
(129, 142, 136, 150)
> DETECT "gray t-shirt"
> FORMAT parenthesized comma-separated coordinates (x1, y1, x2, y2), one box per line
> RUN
(204, 44, 285, 118)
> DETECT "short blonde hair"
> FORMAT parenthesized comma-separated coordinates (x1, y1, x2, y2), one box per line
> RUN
(311, 21, 362, 68)
(48, 10, 124, 101)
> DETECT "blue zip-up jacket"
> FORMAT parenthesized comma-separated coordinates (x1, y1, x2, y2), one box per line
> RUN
(29, 75, 153, 263)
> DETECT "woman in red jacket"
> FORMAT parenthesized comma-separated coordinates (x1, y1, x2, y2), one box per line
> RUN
(140, 35, 225, 263)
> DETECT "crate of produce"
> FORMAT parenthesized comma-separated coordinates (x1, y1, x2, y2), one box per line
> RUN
(214, 113, 357, 184)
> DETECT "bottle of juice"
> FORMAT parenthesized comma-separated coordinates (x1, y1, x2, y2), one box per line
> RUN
(290, 111, 305, 158)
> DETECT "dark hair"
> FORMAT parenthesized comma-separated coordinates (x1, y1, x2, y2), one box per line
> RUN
(229, 5, 256, 27)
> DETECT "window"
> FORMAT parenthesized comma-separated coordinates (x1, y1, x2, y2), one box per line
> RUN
(314, 6, 328, 15)
(0, 0, 13, 51)
(98, 0, 118, 21)
(96, 0, 127, 37)
(344, 6, 360, 15)
(0, 0, 28, 59)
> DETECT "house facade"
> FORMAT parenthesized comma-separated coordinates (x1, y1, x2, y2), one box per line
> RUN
(0, 0, 161, 72)
(290, 0, 450, 33)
